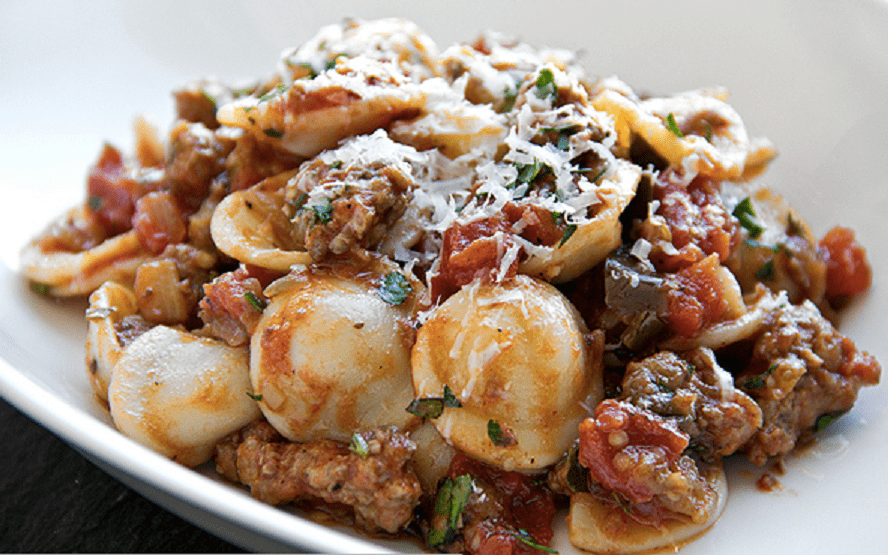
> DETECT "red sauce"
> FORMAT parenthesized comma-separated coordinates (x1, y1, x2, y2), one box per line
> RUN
(577, 399, 689, 505)
(86, 144, 141, 235)
(838, 336, 881, 385)
(664, 253, 727, 337)
(431, 202, 567, 302)
(132, 191, 187, 254)
(449, 453, 556, 550)
(649, 173, 739, 273)
(819, 226, 872, 301)
(431, 215, 517, 302)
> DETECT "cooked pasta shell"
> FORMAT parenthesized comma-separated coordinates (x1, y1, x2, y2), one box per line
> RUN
(518, 159, 641, 283)
(592, 80, 776, 181)
(250, 258, 422, 444)
(411, 275, 604, 471)
(210, 170, 311, 271)
(216, 56, 428, 158)
(84, 281, 140, 402)
(21, 206, 153, 296)
(567, 462, 727, 554)
(108, 325, 261, 467)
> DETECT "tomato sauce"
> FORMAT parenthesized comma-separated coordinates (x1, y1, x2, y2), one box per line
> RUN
(449, 453, 556, 551)
(664, 254, 727, 337)
(577, 399, 689, 504)
(649, 174, 738, 273)
(819, 226, 872, 302)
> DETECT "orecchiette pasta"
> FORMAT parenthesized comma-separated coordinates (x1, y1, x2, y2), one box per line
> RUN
(20, 16, 879, 555)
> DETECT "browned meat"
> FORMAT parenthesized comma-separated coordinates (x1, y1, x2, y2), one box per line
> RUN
(620, 349, 762, 458)
(287, 158, 413, 261)
(214, 421, 422, 533)
(225, 133, 304, 192)
(738, 300, 880, 465)
(197, 266, 268, 347)
(173, 87, 220, 130)
(165, 122, 236, 208)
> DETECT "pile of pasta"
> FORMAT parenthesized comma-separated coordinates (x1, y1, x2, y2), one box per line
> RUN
(22, 18, 880, 555)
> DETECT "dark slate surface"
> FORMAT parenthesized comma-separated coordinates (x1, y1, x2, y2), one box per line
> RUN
(0, 397, 243, 553)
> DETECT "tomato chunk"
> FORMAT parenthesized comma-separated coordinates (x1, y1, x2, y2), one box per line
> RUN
(819, 226, 872, 301)
(578, 399, 689, 504)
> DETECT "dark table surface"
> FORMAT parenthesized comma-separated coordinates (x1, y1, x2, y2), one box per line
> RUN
(0, 396, 243, 553)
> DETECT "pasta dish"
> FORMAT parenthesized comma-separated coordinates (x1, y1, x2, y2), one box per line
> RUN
(20, 18, 880, 554)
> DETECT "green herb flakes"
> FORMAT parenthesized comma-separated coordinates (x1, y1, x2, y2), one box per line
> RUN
(756, 259, 775, 281)
(378, 271, 412, 305)
(666, 113, 684, 138)
(349, 432, 370, 458)
(244, 290, 267, 311)
(312, 198, 334, 224)
(559, 224, 577, 248)
(427, 475, 473, 547)
(263, 128, 284, 138)
(535, 68, 558, 102)
(732, 196, 764, 239)
(246, 391, 263, 402)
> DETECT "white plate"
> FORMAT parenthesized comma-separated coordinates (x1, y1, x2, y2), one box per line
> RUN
(1, 1, 886, 553)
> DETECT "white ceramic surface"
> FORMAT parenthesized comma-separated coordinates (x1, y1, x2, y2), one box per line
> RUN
(1, 1, 886, 553)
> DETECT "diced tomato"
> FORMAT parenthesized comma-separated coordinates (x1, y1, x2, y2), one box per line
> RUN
(449, 453, 556, 548)
(664, 253, 727, 337)
(132, 191, 187, 254)
(839, 336, 881, 385)
(819, 226, 872, 301)
(649, 173, 739, 273)
(577, 399, 689, 504)
(86, 144, 140, 234)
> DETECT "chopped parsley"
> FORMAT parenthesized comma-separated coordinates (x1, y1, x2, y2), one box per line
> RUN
(558, 224, 577, 248)
(349, 432, 370, 458)
(744, 238, 782, 252)
(291, 192, 308, 211)
(263, 128, 284, 138)
(702, 120, 714, 143)
(244, 291, 267, 311)
(534, 68, 558, 102)
(324, 53, 346, 71)
(657, 377, 674, 394)
(786, 213, 803, 236)
(744, 363, 778, 390)
(732, 196, 764, 239)
(29, 282, 50, 295)
(612, 492, 632, 516)
(201, 90, 217, 109)
(427, 475, 473, 547)
(487, 419, 517, 447)
(515, 529, 558, 553)
(258, 83, 287, 102)
(666, 113, 684, 138)
(246, 391, 263, 402)
(311, 198, 334, 224)
(87, 195, 102, 211)
(406, 385, 462, 419)
(756, 259, 776, 280)
(516, 159, 545, 184)
(815, 410, 848, 432)
(329, 160, 343, 170)
(500, 85, 518, 113)
(378, 271, 412, 305)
